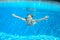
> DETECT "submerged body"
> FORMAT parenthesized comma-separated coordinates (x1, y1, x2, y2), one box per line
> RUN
(25, 14, 36, 26)
(12, 14, 49, 26)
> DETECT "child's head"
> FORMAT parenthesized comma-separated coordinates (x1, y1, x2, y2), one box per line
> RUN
(27, 14, 33, 18)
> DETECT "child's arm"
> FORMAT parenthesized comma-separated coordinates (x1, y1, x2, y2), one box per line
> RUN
(39, 16, 49, 20)
(33, 16, 49, 22)
(12, 14, 26, 21)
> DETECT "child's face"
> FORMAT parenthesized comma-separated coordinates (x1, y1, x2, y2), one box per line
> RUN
(27, 14, 32, 20)
(28, 15, 32, 17)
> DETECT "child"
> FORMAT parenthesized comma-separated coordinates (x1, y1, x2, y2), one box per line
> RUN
(12, 14, 49, 26)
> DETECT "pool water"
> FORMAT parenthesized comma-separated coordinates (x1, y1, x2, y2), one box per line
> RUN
(0, 2, 60, 40)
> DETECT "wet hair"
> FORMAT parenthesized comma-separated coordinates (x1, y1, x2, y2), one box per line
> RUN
(27, 14, 33, 17)
(25, 14, 33, 20)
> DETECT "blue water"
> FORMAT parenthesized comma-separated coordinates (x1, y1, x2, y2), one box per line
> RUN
(0, 2, 60, 40)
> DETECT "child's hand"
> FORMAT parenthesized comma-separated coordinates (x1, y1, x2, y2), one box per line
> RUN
(12, 14, 16, 16)
(45, 16, 49, 19)
(12, 14, 19, 18)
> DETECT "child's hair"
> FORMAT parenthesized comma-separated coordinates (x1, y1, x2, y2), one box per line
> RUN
(27, 14, 33, 17)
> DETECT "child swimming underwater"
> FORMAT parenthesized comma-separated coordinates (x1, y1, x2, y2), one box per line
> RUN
(12, 14, 49, 26)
